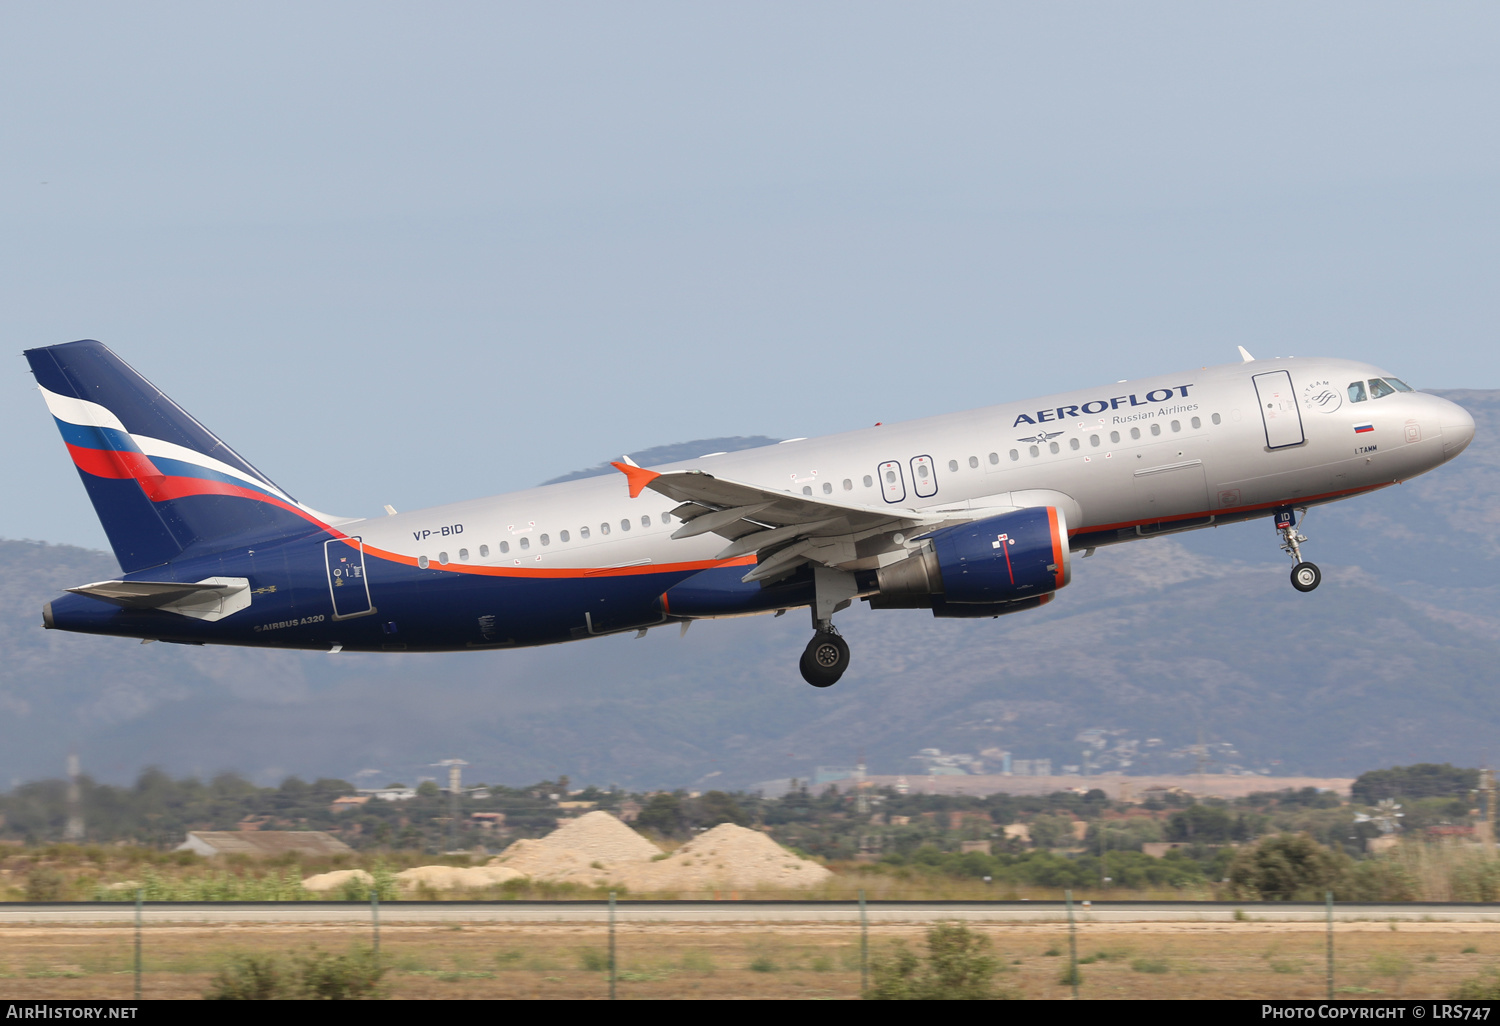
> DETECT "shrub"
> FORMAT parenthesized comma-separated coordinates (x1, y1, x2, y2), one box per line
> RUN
(867, 923, 1014, 1000)
(25, 867, 67, 901)
(1227, 833, 1348, 901)
(1131, 958, 1170, 974)
(577, 948, 609, 972)
(204, 946, 384, 1000)
(1455, 972, 1500, 1000)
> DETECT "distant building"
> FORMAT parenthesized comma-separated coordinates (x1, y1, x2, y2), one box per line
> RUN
(470, 812, 506, 830)
(329, 796, 370, 814)
(1142, 842, 1190, 858)
(960, 840, 992, 855)
(556, 801, 596, 811)
(617, 799, 642, 822)
(813, 766, 859, 786)
(176, 831, 354, 858)
(359, 787, 417, 802)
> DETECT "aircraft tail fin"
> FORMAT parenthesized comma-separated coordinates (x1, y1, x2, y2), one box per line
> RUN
(25, 340, 336, 572)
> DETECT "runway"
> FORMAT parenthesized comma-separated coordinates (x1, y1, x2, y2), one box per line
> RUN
(3, 900, 1498, 926)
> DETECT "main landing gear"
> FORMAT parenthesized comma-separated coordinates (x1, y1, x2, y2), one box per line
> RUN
(1276, 507, 1321, 593)
(800, 629, 850, 688)
(800, 566, 859, 687)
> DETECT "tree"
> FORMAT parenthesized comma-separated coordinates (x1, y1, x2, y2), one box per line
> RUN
(635, 792, 685, 837)
(867, 923, 1013, 1000)
(1352, 764, 1478, 804)
(1166, 804, 1235, 843)
(696, 791, 749, 828)
(1228, 833, 1349, 901)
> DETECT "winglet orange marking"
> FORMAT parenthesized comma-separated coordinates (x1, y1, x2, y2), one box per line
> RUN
(611, 461, 661, 499)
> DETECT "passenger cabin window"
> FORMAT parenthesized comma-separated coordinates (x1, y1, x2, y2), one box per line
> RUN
(479, 544, 489, 557)
(1029, 445, 1039, 457)
(580, 526, 590, 539)
(1170, 420, 1181, 432)
(1150, 423, 1161, 436)
(418, 555, 429, 569)
(660, 513, 672, 524)
(1211, 413, 1221, 425)
(989, 452, 999, 464)
(1009, 449, 1019, 461)
(1368, 378, 1397, 399)
(863, 475, 873, 487)
(600, 523, 610, 535)
(641, 515, 651, 527)
(499, 541, 510, 553)
(540, 534, 550, 546)
(438, 551, 449, 564)
(968, 456, 979, 469)
(519, 537, 529, 550)
(620, 519, 631, 531)
(1130, 427, 1141, 440)
(843, 478, 853, 490)
(559, 531, 569, 543)
(823, 482, 833, 494)
(803, 486, 813, 496)
(1190, 416, 1201, 429)
(1048, 441, 1060, 454)
(1110, 430, 1121, 443)
(1348, 381, 1368, 403)
(1069, 437, 1080, 451)
(459, 548, 469, 561)
(1090, 434, 1100, 447)
(948, 459, 958, 472)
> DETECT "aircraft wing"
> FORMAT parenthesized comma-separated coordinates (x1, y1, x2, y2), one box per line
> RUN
(612, 463, 945, 582)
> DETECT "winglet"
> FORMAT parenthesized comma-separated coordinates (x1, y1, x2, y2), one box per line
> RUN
(610, 461, 661, 498)
(1238, 346, 1256, 363)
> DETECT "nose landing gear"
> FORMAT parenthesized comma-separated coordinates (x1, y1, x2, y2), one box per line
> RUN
(1276, 507, 1321, 593)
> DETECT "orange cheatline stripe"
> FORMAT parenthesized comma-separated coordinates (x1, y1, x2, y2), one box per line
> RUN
(1046, 506, 1065, 588)
(610, 462, 662, 498)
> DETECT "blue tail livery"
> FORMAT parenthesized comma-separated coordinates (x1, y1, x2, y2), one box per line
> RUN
(25, 340, 1474, 686)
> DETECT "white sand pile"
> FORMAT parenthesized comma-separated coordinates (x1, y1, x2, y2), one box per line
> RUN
(301, 869, 373, 893)
(615, 823, 832, 892)
(395, 865, 525, 892)
(488, 810, 663, 885)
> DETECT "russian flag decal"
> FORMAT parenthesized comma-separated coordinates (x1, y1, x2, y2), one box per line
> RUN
(1354, 423, 1374, 434)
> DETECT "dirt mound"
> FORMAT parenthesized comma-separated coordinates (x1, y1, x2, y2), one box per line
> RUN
(301, 869, 373, 893)
(488, 810, 662, 885)
(615, 823, 832, 892)
(394, 865, 524, 892)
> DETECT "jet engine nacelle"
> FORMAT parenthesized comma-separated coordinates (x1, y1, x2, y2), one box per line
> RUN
(868, 506, 1071, 615)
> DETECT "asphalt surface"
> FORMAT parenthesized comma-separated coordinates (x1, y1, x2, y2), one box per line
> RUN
(2, 900, 1498, 925)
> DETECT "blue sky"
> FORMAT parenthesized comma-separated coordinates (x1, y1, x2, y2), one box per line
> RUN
(3, 2, 1496, 550)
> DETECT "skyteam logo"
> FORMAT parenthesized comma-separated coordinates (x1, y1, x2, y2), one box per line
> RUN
(1300, 378, 1343, 414)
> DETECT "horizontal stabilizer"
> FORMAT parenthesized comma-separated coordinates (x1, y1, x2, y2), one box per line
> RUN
(66, 577, 251, 622)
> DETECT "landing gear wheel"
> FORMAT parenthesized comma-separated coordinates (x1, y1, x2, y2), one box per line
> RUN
(800, 631, 850, 688)
(1291, 561, 1322, 593)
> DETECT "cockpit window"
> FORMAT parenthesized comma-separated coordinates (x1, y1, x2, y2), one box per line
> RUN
(1348, 381, 1367, 403)
(1385, 377, 1414, 392)
(1369, 378, 1397, 399)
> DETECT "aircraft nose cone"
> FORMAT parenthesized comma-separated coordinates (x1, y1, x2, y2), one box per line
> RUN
(1440, 401, 1475, 460)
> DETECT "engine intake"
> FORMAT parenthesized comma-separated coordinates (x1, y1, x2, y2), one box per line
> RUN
(869, 506, 1071, 613)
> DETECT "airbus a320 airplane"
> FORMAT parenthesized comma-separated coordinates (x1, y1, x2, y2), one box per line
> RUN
(25, 341, 1474, 687)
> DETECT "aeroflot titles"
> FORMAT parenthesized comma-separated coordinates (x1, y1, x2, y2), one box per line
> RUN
(1012, 384, 1195, 426)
